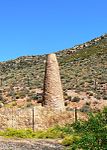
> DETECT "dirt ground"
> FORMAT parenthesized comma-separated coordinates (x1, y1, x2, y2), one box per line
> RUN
(0, 137, 64, 150)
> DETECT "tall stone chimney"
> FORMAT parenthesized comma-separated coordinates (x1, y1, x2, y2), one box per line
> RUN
(43, 53, 65, 111)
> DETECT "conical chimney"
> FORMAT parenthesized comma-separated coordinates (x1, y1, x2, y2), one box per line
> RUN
(43, 53, 65, 111)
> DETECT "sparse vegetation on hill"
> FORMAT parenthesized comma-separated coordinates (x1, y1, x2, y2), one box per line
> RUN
(0, 34, 107, 107)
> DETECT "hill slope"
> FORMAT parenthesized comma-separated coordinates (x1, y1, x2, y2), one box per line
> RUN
(0, 34, 107, 107)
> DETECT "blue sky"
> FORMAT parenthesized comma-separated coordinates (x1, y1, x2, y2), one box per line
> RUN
(0, 0, 107, 61)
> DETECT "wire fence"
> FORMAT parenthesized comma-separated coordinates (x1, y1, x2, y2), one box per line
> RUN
(0, 107, 86, 131)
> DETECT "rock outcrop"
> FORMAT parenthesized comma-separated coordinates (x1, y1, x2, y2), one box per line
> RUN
(43, 53, 65, 111)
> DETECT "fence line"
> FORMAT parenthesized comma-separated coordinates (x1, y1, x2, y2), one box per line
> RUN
(0, 107, 86, 131)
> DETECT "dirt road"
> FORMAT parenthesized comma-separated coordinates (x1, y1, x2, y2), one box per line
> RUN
(0, 137, 64, 150)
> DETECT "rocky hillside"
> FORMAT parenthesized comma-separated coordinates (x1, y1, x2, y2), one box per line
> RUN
(0, 34, 107, 107)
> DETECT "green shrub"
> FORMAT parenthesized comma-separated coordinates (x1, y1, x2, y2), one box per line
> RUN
(2, 128, 34, 138)
(26, 103, 33, 107)
(38, 125, 73, 139)
(85, 101, 91, 106)
(72, 96, 80, 102)
(80, 104, 91, 112)
(94, 94, 101, 100)
(62, 135, 80, 146)
(32, 94, 38, 100)
(71, 107, 107, 149)
(103, 95, 107, 100)
(0, 125, 72, 139)
(89, 92, 93, 96)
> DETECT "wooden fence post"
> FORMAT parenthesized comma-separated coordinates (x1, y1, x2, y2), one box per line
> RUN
(12, 107, 14, 128)
(74, 107, 77, 123)
(0, 78, 2, 86)
(32, 107, 35, 132)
